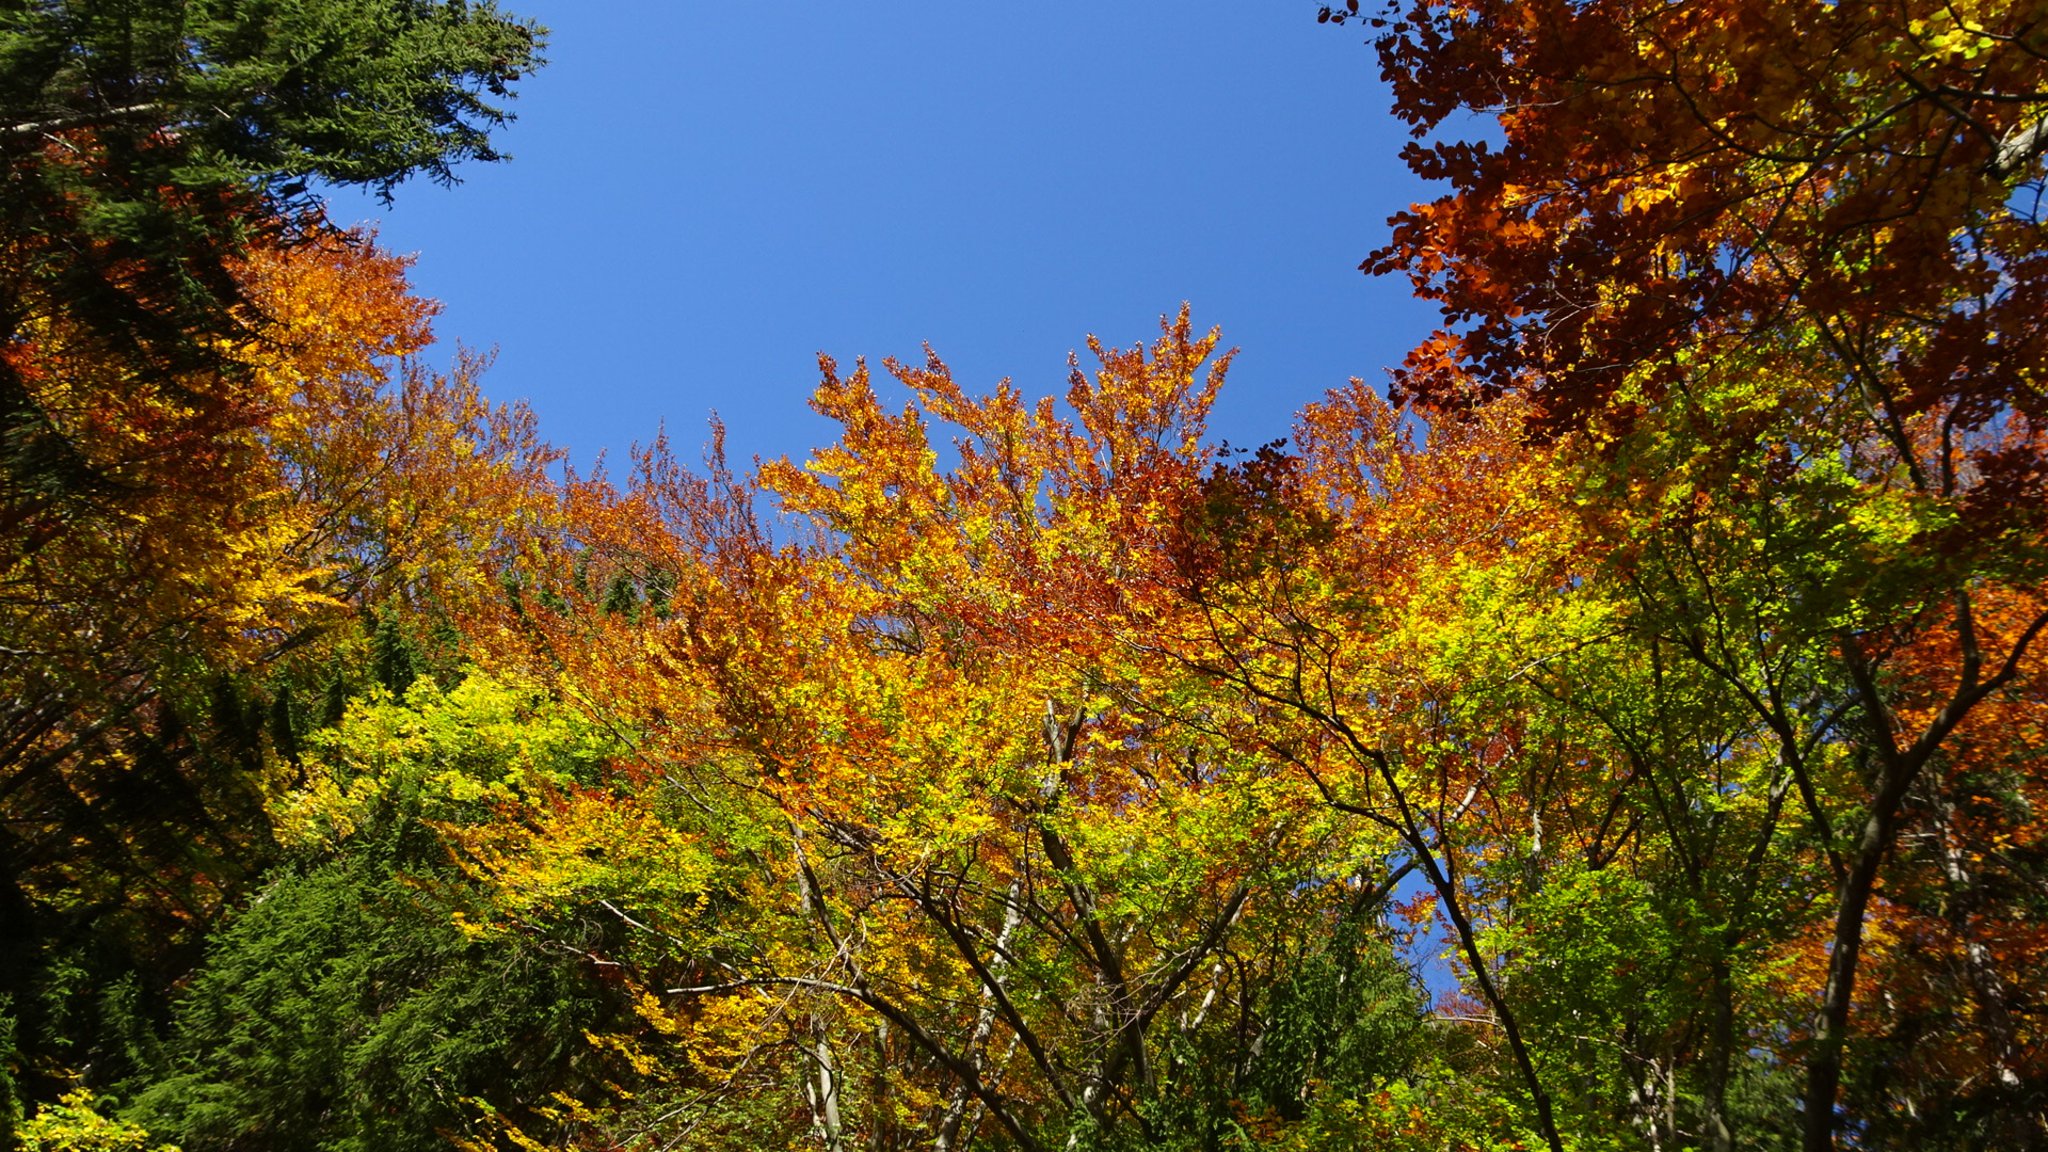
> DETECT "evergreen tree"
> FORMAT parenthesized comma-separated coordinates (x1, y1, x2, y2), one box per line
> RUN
(0, 0, 546, 509)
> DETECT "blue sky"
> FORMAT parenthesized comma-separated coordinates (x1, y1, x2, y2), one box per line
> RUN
(329, 2, 1441, 473)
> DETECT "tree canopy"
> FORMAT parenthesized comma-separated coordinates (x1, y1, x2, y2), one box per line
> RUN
(2, 3, 2044, 1152)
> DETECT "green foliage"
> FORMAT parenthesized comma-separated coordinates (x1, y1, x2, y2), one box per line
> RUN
(0, 999, 19, 1148)
(0, 0, 546, 214)
(1499, 865, 1687, 1135)
(124, 847, 607, 1152)
(124, 673, 623, 1152)
(372, 612, 426, 698)
(0, 680, 282, 1116)
(1240, 914, 1429, 1120)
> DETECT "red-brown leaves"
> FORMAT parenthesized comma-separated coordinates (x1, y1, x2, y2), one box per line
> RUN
(1368, 0, 2048, 466)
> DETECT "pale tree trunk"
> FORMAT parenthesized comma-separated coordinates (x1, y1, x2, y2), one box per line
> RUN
(805, 1020, 846, 1152)
(935, 881, 1026, 1152)
(1932, 794, 2020, 1090)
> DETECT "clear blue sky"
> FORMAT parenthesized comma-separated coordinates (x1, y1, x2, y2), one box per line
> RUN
(329, 2, 1440, 473)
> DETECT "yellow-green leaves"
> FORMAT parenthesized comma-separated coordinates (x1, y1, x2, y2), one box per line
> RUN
(272, 671, 612, 849)
(18, 1093, 179, 1152)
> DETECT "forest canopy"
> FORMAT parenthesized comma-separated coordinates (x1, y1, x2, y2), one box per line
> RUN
(1, 2, 2043, 1152)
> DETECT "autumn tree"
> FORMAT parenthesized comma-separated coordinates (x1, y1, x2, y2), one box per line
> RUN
(1360, 0, 2048, 1147)
(0, 228, 561, 1113)
(438, 314, 1539, 1152)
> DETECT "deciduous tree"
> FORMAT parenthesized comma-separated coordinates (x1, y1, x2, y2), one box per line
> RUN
(1361, 1, 2048, 1145)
